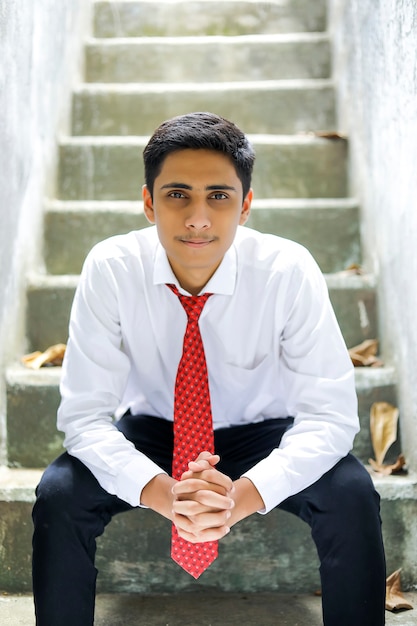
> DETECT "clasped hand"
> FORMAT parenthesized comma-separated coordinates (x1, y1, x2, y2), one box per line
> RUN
(171, 451, 234, 544)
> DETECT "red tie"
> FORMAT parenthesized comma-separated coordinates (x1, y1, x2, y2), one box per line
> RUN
(167, 284, 218, 578)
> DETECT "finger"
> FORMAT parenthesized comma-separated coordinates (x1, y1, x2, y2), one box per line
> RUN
(188, 460, 212, 472)
(173, 500, 233, 524)
(175, 488, 235, 511)
(173, 478, 229, 497)
(175, 523, 230, 544)
(187, 454, 219, 473)
(173, 510, 231, 537)
(194, 452, 220, 465)
(183, 467, 233, 493)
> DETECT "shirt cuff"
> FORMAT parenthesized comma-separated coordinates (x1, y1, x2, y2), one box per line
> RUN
(241, 455, 292, 515)
(115, 456, 168, 508)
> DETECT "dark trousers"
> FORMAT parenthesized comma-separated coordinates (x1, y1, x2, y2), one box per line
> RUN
(32, 415, 386, 625)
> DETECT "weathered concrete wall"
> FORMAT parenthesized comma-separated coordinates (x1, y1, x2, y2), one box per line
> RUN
(0, 1, 90, 461)
(329, 0, 417, 466)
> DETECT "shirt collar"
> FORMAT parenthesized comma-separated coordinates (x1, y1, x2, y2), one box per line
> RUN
(153, 242, 237, 296)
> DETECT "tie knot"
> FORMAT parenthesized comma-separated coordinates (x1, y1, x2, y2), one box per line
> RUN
(167, 284, 212, 321)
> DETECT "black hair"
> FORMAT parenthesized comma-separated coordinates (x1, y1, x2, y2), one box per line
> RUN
(143, 112, 255, 200)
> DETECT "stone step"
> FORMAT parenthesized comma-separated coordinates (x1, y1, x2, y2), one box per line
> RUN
(1, 466, 415, 595)
(57, 135, 347, 201)
(93, 0, 327, 39)
(23, 271, 377, 357)
(3, 592, 417, 626)
(72, 80, 336, 136)
(85, 34, 331, 83)
(5, 363, 393, 470)
(44, 198, 360, 276)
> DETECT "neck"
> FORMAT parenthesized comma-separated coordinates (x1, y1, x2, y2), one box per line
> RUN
(169, 264, 220, 296)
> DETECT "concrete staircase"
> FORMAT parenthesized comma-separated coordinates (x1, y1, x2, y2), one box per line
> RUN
(2, 0, 417, 596)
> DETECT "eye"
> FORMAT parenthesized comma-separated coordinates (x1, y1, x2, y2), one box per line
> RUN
(210, 192, 228, 200)
(168, 191, 186, 199)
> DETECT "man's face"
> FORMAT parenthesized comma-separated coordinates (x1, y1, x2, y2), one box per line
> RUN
(143, 149, 252, 294)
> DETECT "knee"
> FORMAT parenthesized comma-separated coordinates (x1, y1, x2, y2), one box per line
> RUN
(33, 454, 88, 522)
(329, 455, 381, 518)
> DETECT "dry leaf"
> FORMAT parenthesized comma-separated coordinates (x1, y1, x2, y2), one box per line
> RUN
(369, 453, 407, 475)
(344, 263, 363, 275)
(22, 343, 66, 369)
(336, 264, 364, 277)
(386, 569, 413, 612)
(369, 401, 399, 466)
(300, 130, 347, 140)
(349, 339, 383, 367)
(313, 130, 347, 140)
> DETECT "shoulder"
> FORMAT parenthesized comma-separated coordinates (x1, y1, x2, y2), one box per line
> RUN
(83, 226, 158, 268)
(234, 225, 315, 273)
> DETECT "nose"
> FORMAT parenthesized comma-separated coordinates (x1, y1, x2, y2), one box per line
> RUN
(184, 201, 211, 230)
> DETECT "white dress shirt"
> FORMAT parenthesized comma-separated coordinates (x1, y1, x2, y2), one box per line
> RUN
(58, 225, 359, 513)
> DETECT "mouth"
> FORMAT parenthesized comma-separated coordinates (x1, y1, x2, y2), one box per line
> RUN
(178, 237, 215, 248)
(182, 240, 212, 248)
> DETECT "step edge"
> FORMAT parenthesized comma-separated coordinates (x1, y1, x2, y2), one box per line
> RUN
(45, 198, 359, 213)
(24, 272, 376, 291)
(0, 465, 414, 503)
(371, 471, 417, 500)
(0, 467, 44, 501)
(86, 33, 330, 46)
(325, 273, 377, 289)
(59, 133, 345, 146)
(27, 274, 80, 289)
(73, 78, 335, 94)
(354, 365, 397, 388)
(6, 362, 394, 390)
(6, 364, 62, 386)
(93, 0, 323, 6)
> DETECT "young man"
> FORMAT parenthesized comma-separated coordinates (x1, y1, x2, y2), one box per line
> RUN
(32, 112, 386, 625)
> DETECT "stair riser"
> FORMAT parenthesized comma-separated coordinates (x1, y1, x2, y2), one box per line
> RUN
(6, 370, 388, 469)
(44, 206, 360, 276)
(72, 85, 336, 136)
(45, 210, 149, 275)
(93, 1, 327, 38)
(6, 377, 62, 468)
(330, 285, 377, 349)
(248, 206, 360, 274)
(1, 497, 415, 593)
(58, 139, 348, 201)
(85, 38, 331, 83)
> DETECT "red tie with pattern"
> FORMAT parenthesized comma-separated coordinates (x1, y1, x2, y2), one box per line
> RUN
(167, 283, 218, 578)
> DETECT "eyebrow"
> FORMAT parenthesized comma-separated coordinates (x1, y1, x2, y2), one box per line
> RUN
(160, 182, 237, 191)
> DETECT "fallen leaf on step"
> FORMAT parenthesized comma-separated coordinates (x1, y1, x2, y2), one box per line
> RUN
(386, 569, 413, 611)
(300, 130, 347, 140)
(341, 263, 364, 275)
(369, 401, 399, 466)
(369, 453, 407, 475)
(22, 343, 66, 369)
(349, 339, 384, 367)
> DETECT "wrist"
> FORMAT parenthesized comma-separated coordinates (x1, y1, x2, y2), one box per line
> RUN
(140, 473, 177, 521)
(229, 477, 265, 526)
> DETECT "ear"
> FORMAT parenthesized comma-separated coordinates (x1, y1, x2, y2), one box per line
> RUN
(239, 188, 253, 225)
(142, 185, 155, 224)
